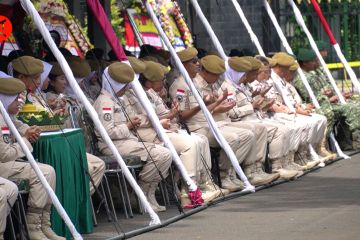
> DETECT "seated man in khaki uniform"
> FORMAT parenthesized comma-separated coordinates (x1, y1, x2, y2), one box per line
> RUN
(270, 53, 326, 168)
(131, 59, 222, 205)
(0, 72, 64, 240)
(284, 61, 336, 161)
(170, 48, 265, 189)
(94, 62, 172, 212)
(0, 177, 18, 240)
(222, 56, 301, 179)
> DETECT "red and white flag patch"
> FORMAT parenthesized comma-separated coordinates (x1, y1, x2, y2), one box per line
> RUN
(176, 89, 185, 96)
(1, 127, 10, 135)
(227, 93, 235, 100)
(102, 107, 112, 114)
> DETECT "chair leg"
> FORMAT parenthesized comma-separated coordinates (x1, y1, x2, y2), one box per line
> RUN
(98, 180, 113, 222)
(130, 168, 144, 214)
(8, 212, 16, 240)
(18, 193, 29, 240)
(90, 197, 98, 226)
(115, 172, 129, 219)
(103, 175, 118, 222)
(120, 172, 134, 218)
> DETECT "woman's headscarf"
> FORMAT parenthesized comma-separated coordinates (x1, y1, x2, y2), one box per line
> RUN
(101, 67, 126, 99)
(0, 71, 20, 112)
(37, 61, 53, 92)
(224, 61, 246, 86)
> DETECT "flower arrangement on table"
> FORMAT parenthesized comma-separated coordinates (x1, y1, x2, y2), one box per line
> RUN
(17, 95, 67, 132)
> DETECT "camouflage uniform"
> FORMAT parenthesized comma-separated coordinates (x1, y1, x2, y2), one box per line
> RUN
(293, 69, 335, 133)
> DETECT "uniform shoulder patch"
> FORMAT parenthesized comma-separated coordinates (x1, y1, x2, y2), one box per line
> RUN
(102, 107, 112, 121)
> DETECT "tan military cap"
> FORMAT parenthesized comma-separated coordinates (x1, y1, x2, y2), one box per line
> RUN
(228, 57, 252, 72)
(12, 56, 44, 75)
(272, 52, 296, 67)
(200, 55, 225, 74)
(67, 57, 91, 78)
(128, 56, 146, 74)
(108, 62, 135, 84)
(0, 76, 26, 94)
(289, 62, 300, 71)
(241, 56, 262, 71)
(177, 47, 198, 62)
(143, 61, 166, 81)
(49, 62, 64, 76)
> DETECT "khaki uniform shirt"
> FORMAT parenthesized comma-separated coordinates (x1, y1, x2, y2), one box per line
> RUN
(93, 90, 138, 152)
(221, 80, 258, 121)
(0, 114, 32, 178)
(169, 75, 207, 132)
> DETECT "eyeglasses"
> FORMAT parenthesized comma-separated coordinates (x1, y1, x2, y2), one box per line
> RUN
(190, 57, 199, 64)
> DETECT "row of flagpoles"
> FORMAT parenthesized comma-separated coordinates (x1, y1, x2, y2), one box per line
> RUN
(3, 0, 358, 239)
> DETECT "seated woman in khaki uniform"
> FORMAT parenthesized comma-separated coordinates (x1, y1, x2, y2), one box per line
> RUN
(0, 71, 64, 240)
(0, 177, 18, 240)
(93, 62, 172, 212)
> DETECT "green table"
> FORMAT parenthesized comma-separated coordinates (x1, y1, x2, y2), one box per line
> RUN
(33, 128, 93, 239)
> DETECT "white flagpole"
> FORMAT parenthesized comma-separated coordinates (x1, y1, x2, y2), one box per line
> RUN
(144, 0, 255, 192)
(20, 0, 161, 225)
(287, 0, 346, 104)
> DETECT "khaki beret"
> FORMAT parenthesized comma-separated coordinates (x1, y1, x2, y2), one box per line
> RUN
(12, 56, 44, 76)
(177, 47, 198, 62)
(108, 62, 135, 84)
(241, 56, 262, 71)
(272, 52, 296, 67)
(0, 76, 26, 94)
(200, 55, 225, 74)
(49, 62, 64, 76)
(289, 62, 300, 71)
(67, 57, 91, 78)
(228, 57, 252, 72)
(143, 61, 166, 81)
(128, 56, 146, 74)
(297, 48, 317, 62)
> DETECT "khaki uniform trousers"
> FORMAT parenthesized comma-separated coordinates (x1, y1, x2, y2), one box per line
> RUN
(86, 153, 105, 195)
(195, 122, 255, 172)
(102, 140, 172, 183)
(191, 132, 212, 180)
(0, 177, 18, 237)
(0, 161, 55, 209)
(295, 114, 327, 146)
(272, 113, 310, 151)
(166, 131, 199, 178)
(228, 121, 268, 166)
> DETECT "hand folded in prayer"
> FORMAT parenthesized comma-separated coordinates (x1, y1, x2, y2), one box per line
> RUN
(203, 94, 215, 105)
(296, 106, 311, 116)
(127, 116, 141, 130)
(306, 103, 315, 110)
(252, 87, 262, 97)
(25, 125, 42, 143)
(214, 100, 236, 113)
(170, 100, 179, 119)
(252, 96, 265, 109)
(329, 95, 339, 103)
(160, 118, 171, 129)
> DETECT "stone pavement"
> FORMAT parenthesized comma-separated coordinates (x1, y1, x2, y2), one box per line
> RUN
(84, 153, 360, 240)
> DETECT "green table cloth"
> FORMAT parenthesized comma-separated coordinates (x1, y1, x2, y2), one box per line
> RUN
(33, 128, 93, 239)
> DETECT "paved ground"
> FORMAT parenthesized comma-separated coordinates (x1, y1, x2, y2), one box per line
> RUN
(85, 153, 360, 240)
